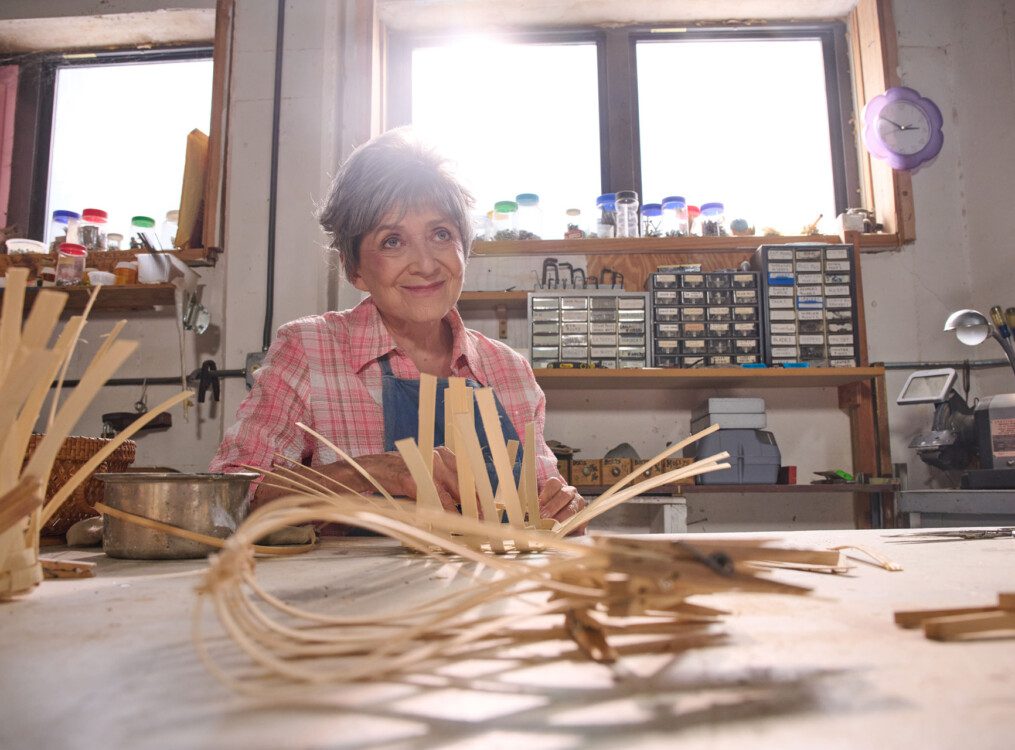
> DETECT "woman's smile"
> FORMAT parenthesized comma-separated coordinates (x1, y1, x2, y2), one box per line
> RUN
(401, 279, 446, 295)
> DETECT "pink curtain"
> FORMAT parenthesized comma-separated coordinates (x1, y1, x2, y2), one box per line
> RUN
(0, 66, 18, 229)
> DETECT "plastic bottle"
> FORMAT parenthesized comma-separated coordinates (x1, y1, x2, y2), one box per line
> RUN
(55, 243, 87, 286)
(492, 201, 518, 240)
(595, 193, 616, 238)
(49, 210, 80, 251)
(515, 193, 542, 239)
(161, 210, 179, 249)
(687, 205, 702, 235)
(615, 190, 640, 238)
(79, 208, 108, 251)
(564, 208, 585, 239)
(660, 196, 689, 237)
(640, 203, 663, 237)
(130, 215, 157, 248)
(699, 202, 727, 236)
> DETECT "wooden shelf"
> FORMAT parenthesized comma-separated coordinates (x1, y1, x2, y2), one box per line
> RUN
(457, 290, 528, 308)
(0, 246, 219, 275)
(0, 283, 176, 313)
(575, 482, 899, 495)
(470, 233, 899, 257)
(535, 366, 884, 390)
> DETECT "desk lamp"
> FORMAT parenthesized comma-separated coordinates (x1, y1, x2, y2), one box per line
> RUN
(943, 308, 1015, 377)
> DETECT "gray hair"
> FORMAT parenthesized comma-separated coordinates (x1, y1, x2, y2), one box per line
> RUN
(319, 128, 475, 280)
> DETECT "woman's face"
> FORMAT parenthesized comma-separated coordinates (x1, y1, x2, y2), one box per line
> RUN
(352, 207, 465, 328)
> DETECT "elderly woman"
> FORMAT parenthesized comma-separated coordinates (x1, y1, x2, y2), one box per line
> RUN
(211, 128, 586, 527)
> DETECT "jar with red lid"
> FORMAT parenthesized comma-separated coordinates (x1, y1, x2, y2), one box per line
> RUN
(55, 243, 87, 286)
(80, 208, 108, 251)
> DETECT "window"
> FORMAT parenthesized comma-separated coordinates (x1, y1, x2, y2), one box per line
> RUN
(45, 55, 213, 246)
(405, 36, 602, 236)
(388, 25, 856, 236)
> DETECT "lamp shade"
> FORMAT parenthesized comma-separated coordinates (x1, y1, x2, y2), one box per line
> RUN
(944, 308, 991, 345)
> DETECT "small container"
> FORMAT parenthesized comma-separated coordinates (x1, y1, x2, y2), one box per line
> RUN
(615, 190, 640, 238)
(595, 193, 616, 238)
(564, 208, 585, 239)
(87, 270, 117, 286)
(49, 209, 80, 251)
(471, 211, 491, 242)
(79, 208, 108, 251)
(640, 203, 663, 237)
(491, 201, 518, 240)
(661, 196, 689, 237)
(55, 243, 87, 286)
(5, 238, 48, 254)
(687, 205, 701, 235)
(161, 210, 179, 249)
(515, 193, 542, 239)
(106, 232, 124, 251)
(40, 267, 57, 286)
(130, 215, 157, 248)
(698, 202, 727, 237)
(114, 261, 138, 285)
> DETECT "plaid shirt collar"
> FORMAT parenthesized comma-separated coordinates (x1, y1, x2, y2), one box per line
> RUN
(347, 296, 479, 375)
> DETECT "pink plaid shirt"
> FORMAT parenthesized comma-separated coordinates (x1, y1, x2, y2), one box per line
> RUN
(210, 297, 560, 492)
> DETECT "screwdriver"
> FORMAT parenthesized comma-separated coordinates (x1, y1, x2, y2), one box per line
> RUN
(1006, 308, 1015, 343)
(990, 305, 1011, 342)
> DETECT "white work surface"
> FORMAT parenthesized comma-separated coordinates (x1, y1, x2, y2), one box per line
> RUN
(2, 529, 1014, 750)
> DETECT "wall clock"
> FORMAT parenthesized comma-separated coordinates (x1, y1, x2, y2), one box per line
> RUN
(863, 86, 944, 171)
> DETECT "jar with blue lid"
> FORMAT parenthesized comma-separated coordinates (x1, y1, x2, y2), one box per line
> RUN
(698, 202, 727, 236)
(49, 209, 81, 252)
(515, 193, 542, 239)
(595, 193, 616, 238)
(660, 196, 688, 237)
(640, 203, 663, 237)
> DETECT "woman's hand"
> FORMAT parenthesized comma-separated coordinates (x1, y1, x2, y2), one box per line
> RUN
(345, 449, 461, 512)
(538, 476, 588, 535)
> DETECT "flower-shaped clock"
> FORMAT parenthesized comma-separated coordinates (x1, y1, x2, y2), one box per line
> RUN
(863, 86, 944, 171)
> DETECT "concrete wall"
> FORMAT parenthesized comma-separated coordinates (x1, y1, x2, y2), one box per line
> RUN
(32, 0, 1015, 528)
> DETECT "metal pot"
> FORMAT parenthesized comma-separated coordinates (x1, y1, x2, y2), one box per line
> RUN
(96, 472, 258, 559)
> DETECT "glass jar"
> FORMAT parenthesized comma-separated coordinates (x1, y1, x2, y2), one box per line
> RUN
(699, 202, 727, 236)
(515, 193, 542, 239)
(564, 208, 585, 239)
(471, 210, 491, 242)
(49, 210, 80, 251)
(114, 261, 138, 285)
(130, 215, 157, 248)
(106, 233, 124, 251)
(640, 203, 663, 237)
(687, 205, 702, 235)
(615, 190, 640, 238)
(161, 210, 179, 249)
(661, 196, 688, 237)
(491, 201, 518, 240)
(55, 243, 87, 286)
(79, 208, 108, 251)
(595, 193, 616, 238)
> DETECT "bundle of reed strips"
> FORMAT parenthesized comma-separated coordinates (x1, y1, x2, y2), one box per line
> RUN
(0, 269, 190, 599)
(194, 374, 838, 691)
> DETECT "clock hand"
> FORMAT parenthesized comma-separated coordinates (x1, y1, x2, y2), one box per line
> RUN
(881, 117, 907, 130)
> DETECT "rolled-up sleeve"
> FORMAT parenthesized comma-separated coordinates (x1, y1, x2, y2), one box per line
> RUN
(209, 324, 313, 483)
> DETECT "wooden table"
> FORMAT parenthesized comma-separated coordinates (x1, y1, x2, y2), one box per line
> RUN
(1, 529, 1013, 749)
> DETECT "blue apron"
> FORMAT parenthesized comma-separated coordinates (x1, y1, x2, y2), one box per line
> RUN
(378, 355, 522, 495)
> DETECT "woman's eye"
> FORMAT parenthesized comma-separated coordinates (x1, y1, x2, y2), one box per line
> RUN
(434, 228, 452, 241)
(381, 235, 401, 249)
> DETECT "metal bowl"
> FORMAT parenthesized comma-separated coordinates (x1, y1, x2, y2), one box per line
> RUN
(95, 472, 259, 559)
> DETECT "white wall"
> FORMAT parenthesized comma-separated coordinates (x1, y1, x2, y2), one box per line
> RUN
(35, 0, 1015, 527)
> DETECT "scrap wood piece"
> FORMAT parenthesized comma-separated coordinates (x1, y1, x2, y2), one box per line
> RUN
(895, 593, 1015, 641)
(40, 557, 96, 579)
(830, 544, 902, 571)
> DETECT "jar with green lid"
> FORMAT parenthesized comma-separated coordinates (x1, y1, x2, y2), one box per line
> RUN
(492, 200, 518, 240)
(130, 215, 157, 248)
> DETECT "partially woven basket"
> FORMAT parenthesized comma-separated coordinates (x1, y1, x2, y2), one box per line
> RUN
(23, 435, 137, 537)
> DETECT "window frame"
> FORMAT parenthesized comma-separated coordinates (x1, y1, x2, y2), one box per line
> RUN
(385, 22, 860, 221)
(3, 45, 213, 242)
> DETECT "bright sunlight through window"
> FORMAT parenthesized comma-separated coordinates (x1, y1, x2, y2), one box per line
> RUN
(46, 58, 213, 244)
(637, 39, 836, 235)
(411, 40, 600, 239)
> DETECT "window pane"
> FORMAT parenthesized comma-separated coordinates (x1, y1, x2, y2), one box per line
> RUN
(637, 39, 835, 234)
(46, 59, 213, 245)
(411, 40, 600, 239)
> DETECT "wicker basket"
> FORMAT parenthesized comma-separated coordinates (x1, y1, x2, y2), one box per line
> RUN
(23, 435, 137, 537)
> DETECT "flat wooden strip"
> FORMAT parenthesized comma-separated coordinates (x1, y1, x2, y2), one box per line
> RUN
(453, 412, 503, 553)
(47, 285, 101, 430)
(40, 558, 96, 579)
(475, 388, 524, 529)
(394, 438, 442, 514)
(0, 267, 28, 383)
(19, 290, 68, 350)
(418, 373, 437, 479)
(894, 605, 1000, 629)
(520, 422, 540, 525)
(0, 478, 43, 535)
(997, 593, 1015, 611)
(923, 611, 1015, 641)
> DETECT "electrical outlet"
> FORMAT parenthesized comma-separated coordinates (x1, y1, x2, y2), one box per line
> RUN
(245, 351, 266, 390)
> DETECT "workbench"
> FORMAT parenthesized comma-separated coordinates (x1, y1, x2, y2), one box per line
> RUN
(1, 529, 1013, 749)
